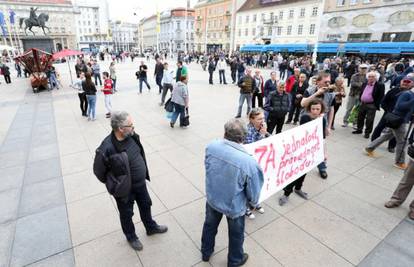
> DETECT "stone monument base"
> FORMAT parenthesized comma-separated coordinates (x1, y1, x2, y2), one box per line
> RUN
(21, 36, 54, 53)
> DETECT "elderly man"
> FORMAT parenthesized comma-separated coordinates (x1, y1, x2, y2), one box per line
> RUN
(352, 71, 385, 138)
(235, 68, 255, 118)
(342, 64, 368, 127)
(93, 111, 168, 251)
(201, 119, 264, 266)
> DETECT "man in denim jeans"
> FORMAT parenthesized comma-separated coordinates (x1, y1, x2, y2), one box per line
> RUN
(235, 69, 254, 118)
(201, 119, 264, 266)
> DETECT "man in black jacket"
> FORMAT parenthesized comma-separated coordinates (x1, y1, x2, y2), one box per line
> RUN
(352, 72, 385, 138)
(208, 57, 216, 85)
(154, 58, 164, 94)
(93, 111, 168, 251)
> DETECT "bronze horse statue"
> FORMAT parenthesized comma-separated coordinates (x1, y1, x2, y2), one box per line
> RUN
(19, 13, 50, 36)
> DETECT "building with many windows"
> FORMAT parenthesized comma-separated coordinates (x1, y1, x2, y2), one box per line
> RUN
(73, 0, 110, 50)
(234, 0, 323, 50)
(110, 21, 138, 52)
(0, 0, 78, 51)
(159, 8, 195, 54)
(194, 0, 233, 53)
(138, 15, 157, 53)
(321, 0, 414, 42)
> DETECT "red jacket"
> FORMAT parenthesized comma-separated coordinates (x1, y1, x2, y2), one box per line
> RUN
(103, 78, 113, 95)
(286, 75, 297, 93)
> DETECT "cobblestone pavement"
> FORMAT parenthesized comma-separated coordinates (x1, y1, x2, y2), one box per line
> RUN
(0, 58, 413, 267)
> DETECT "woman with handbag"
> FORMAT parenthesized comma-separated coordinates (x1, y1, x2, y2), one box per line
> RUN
(286, 73, 308, 124)
(170, 75, 189, 128)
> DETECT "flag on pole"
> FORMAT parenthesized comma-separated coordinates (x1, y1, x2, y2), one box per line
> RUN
(9, 10, 15, 24)
(0, 10, 6, 37)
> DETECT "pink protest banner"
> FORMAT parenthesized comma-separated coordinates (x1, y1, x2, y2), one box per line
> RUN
(244, 117, 324, 203)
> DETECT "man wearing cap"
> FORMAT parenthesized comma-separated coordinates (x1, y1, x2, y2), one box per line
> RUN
(342, 64, 368, 127)
(365, 74, 414, 170)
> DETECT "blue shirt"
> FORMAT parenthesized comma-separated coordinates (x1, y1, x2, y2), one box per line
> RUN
(205, 139, 264, 218)
(245, 123, 264, 144)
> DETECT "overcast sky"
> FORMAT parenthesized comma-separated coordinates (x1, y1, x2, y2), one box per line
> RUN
(107, 0, 199, 23)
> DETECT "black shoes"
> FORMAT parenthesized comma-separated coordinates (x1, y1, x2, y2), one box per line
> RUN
(364, 133, 370, 139)
(352, 130, 362, 134)
(232, 253, 249, 266)
(128, 239, 143, 251)
(319, 170, 328, 179)
(146, 225, 168, 236)
(170, 122, 174, 128)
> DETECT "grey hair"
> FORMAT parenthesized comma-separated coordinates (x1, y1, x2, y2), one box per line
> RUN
(366, 71, 379, 81)
(110, 111, 130, 130)
(224, 119, 247, 144)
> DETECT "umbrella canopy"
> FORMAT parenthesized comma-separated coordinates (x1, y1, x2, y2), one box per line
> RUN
(52, 49, 83, 60)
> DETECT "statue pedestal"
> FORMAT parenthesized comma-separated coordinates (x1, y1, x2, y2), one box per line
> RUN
(21, 36, 54, 53)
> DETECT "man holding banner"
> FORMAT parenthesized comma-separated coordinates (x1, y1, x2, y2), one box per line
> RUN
(201, 119, 264, 266)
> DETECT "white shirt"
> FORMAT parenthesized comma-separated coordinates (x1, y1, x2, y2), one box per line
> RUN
(217, 60, 227, 71)
(162, 69, 174, 85)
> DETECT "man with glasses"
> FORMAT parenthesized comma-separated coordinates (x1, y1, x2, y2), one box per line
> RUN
(93, 111, 168, 251)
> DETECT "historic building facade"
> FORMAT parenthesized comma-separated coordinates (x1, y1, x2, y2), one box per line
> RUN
(159, 8, 195, 53)
(234, 0, 324, 49)
(194, 0, 233, 53)
(0, 0, 78, 51)
(320, 0, 414, 42)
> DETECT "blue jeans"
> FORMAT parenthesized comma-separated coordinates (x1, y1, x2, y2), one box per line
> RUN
(139, 77, 150, 93)
(236, 93, 252, 117)
(170, 102, 185, 126)
(201, 202, 245, 266)
(318, 161, 327, 172)
(49, 73, 59, 89)
(86, 95, 96, 119)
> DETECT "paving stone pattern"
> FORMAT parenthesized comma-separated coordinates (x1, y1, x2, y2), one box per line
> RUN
(0, 58, 413, 267)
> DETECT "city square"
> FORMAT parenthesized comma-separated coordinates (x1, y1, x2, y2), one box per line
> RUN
(0, 57, 413, 267)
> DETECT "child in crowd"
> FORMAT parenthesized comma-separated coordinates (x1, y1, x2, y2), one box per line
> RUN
(102, 71, 113, 118)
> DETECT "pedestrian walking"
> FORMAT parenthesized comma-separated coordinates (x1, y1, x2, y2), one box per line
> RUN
(201, 118, 263, 266)
(160, 62, 174, 105)
(83, 72, 97, 121)
(92, 60, 102, 86)
(235, 69, 254, 118)
(1, 63, 11, 84)
(264, 81, 291, 134)
(208, 58, 216, 85)
(102, 71, 113, 118)
(170, 76, 189, 128)
(70, 72, 87, 117)
(154, 58, 164, 94)
(137, 61, 150, 93)
(217, 58, 227, 84)
(109, 61, 117, 92)
(15, 61, 22, 78)
(93, 111, 168, 251)
(279, 99, 327, 206)
(230, 58, 238, 84)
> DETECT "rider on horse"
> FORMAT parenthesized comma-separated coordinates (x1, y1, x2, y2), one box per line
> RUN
(29, 7, 39, 25)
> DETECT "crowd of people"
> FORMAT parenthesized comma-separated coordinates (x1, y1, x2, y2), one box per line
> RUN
(7, 48, 410, 267)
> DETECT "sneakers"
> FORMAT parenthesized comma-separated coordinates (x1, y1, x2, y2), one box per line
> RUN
(364, 148, 376, 158)
(342, 123, 348, 127)
(294, 189, 308, 200)
(245, 209, 255, 219)
(394, 163, 408, 170)
(279, 195, 289, 206)
(128, 239, 143, 251)
(384, 200, 400, 208)
(256, 205, 265, 214)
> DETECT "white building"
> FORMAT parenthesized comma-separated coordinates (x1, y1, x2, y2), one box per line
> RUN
(320, 0, 414, 43)
(159, 8, 195, 54)
(72, 0, 110, 50)
(110, 21, 138, 52)
(234, 0, 324, 50)
(139, 15, 157, 52)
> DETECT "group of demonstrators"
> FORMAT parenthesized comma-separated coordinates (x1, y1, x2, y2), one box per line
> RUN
(83, 50, 414, 267)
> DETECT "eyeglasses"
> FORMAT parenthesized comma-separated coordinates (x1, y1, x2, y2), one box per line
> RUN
(122, 124, 134, 129)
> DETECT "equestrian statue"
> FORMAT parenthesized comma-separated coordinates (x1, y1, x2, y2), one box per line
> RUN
(19, 7, 50, 36)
